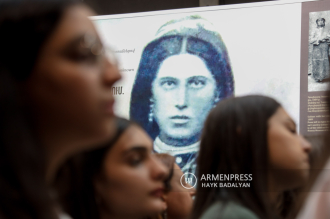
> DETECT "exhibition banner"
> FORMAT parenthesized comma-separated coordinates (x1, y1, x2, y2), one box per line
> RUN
(301, 0, 330, 134)
(92, 0, 328, 174)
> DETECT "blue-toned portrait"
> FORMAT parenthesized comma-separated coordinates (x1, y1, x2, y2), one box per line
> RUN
(129, 16, 234, 174)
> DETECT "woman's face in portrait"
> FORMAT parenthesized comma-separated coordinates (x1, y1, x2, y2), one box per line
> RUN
(23, 5, 121, 153)
(267, 107, 312, 191)
(151, 53, 217, 143)
(164, 163, 195, 219)
(317, 19, 325, 27)
(94, 125, 168, 218)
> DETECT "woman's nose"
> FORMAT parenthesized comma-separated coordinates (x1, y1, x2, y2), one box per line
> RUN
(151, 155, 169, 181)
(175, 84, 188, 110)
(102, 57, 122, 87)
(299, 135, 312, 154)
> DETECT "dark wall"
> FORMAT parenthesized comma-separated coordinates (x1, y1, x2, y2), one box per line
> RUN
(84, 0, 199, 15)
(84, 0, 274, 15)
(219, 0, 271, 4)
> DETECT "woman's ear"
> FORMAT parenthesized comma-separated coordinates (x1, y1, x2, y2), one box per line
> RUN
(214, 90, 220, 106)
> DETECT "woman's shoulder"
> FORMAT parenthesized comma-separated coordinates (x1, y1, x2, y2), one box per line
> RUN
(199, 201, 260, 219)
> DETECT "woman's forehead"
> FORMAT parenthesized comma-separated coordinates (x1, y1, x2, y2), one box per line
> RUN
(155, 54, 212, 79)
(44, 5, 98, 51)
(114, 126, 153, 152)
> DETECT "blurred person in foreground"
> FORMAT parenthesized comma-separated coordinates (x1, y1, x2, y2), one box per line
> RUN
(55, 118, 169, 219)
(192, 95, 311, 219)
(155, 154, 196, 219)
(0, 0, 120, 218)
(296, 92, 330, 219)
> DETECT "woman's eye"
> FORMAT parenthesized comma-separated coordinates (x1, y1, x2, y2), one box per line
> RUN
(160, 80, 176, 89)
(188, 79, 206, 88)
(130, 159, 141, 166)
(128, 154, 144, 166)
(288, 127, 296, 134)
(75, 52, 99, 63)
(63, 48, 101, 64)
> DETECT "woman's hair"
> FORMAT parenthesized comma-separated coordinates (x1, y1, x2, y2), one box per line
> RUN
(130, 16, 234, 139)
(192, 95, 287, 219)
(316, 18, 325, 24)
(55, 118, 132, 219)
(0, 1, 78, 219)
(155, 153, 175, 192)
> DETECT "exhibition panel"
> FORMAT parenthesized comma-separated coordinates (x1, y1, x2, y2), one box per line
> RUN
(92, 0, 328, 173)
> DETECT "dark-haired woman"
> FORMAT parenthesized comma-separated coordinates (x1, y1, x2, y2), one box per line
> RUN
(130, 16, 234, 175)
(0, 1, 120, 218)
(192, 95, 311, 219)
(56, 118, 169, 219)
(153, 153, 176, 219)
(155, 153, 195, 219)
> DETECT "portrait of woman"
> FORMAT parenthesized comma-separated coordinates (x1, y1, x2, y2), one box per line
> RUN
(130, 15, 234, 174)
(308, 11, 330, 92)
(310, 18, 330, 82)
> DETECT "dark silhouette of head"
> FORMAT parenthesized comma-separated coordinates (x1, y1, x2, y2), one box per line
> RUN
(192, 95, 291, 219)
(0, 1, 79, 218)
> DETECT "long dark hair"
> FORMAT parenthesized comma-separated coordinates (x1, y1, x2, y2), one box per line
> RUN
(0, 1, 78, 219)
(192, 95, 284, 219)
(130, 17, 234, 139)
(55, 118, 132, 219)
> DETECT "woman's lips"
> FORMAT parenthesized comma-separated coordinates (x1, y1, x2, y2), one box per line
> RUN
(150, 188, 165, 198)
(170, 115, 190, 124)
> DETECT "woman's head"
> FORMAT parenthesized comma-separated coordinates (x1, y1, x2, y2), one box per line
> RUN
(152, 53, 217, 145)
(155, 154, 195, 219)
(192, 95, 311, 219)
(59, 118, 169, 219)
(316, 18, 325, 27)
(267, 107, 311, 192)
(0, 1, 120, 218)
(24, 1, 121, 167)
(1, 0, 121, 181)
(166, 164, 196, 219)
(130, 16, 234, 142)
(94, 120, 168, 218)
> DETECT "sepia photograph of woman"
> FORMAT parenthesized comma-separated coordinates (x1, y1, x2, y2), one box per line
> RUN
(130, 15, 234, 174)
(308, 11, 330, 92)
